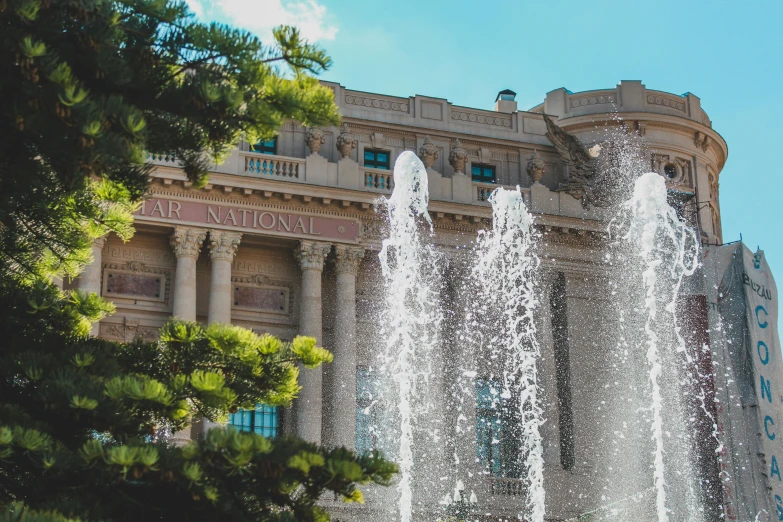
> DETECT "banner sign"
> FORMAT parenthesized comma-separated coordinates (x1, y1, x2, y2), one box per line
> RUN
(741, 246, 783, 520)
(704, 244, 783, 521)
(134, 196, 360, 243)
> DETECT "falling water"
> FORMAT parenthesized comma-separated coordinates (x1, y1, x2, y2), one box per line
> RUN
(378, 151, 444, 522)
(616, 172, 701, 521)
(468, 187, 545, 521)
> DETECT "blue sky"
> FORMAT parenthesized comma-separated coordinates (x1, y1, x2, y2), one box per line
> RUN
(193, 0, 782, 289)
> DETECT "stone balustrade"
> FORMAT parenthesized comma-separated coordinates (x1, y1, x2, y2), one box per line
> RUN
(147, 152, 178, 166)
(361, 167, 394, 193)
(243, 152, 303, 180)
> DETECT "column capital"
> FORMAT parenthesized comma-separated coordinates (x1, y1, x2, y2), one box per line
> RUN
(295, 240, 332, 272)
(333, 245, 365, 275)
(208, 230, 242, 261)
(94, 235, 108, 250)
(170, 226, 207, 259)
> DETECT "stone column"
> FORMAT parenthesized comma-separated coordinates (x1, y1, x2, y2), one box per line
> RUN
(191, 230, 241, 440)
(293, 240, 332, 444)
(207, 230, 242, 325)
(322, 245, 365, 449)
(76, 236, 108, 336)
(170, 227, 207, 321)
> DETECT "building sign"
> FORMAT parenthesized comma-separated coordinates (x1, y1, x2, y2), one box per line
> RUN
(135, 196, 360, 242)
(741, 246, 783, 520)
(705, 244, 783, 521)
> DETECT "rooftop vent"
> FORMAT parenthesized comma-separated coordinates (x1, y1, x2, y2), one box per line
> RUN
(495, 89, 517, 113)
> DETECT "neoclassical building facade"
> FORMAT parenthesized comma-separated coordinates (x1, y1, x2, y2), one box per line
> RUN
(67, 80, 728, 520)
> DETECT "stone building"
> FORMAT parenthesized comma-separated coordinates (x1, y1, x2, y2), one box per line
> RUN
(67, 80, 728, 520)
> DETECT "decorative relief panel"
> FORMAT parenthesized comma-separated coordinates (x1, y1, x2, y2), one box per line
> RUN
(102, 261, 169, 303)
(569, 93, 616, 108)
(646, 94, 686, 113)
(104, 245, 175, 266)
(231, 274, 291, 315)
(344, 94, 409, 113)
(421, 101, 443, 120)
(100, 318, 161, 342)
(700, 110, 711, 128)
(233, 259, 297, 278)
(450, 110, 512, 128)
(650, 153, 692, 185)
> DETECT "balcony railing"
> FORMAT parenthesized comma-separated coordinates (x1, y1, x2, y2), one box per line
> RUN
(242, 152, 303, 181)
(473, 182, 530, 206)
(146, 152, 178, 166)
(362, 167, 394, 193)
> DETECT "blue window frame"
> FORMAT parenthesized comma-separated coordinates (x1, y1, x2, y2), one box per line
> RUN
(471, 163, 496, 183)
(250, 137, 277, 155)
(476, 379, 521, 477)
(228, 404, 279, 438)
(364, 149, 390, 170)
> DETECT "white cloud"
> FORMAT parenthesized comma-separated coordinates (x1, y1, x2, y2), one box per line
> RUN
(184, 0, 204, 18)
(189, 0, 338, 43)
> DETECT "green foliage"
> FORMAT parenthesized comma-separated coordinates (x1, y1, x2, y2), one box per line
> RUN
(0, 2, 392, 519)
(0, 279, 398, 520)
(0, 0, 341, 282)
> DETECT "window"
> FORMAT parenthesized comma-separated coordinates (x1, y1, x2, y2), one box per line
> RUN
(356, 367, 396, 458)
(364, 149, 390, 170)
(471, 163, 496, 183)
(356, 367, 381, 454)
(550, 272, 574, 470)
(250, 137, 277, 155)
(228, 404, 279, 438)
(663, 163, 678, 179)
(475, 379, 522, 477)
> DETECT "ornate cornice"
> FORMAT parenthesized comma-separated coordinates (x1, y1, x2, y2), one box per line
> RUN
(170, 226, 207, 259)
(333, 245, 366, 275)
(94, 235, 108, 249)
(295, 240, 332, 272)
(208, 230, 242, 261)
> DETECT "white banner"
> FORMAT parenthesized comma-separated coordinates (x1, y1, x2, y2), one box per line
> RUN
(742, 246, 783, 520)
(704, 244, 783, 521)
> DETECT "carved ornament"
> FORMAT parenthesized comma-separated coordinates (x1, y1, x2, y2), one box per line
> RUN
(526, 150, 545, 184)
(295, 240, 332, 271)
(448, 139, 468, 174)
(418, 136, 439, 169)
(333, 245, 366, 275)
(694, 131, 710, 152)
(336, 124, 356, 159)
(208, 230, 242, 261)
(305, 127, 326, 155)
(170, 226, 207, 258)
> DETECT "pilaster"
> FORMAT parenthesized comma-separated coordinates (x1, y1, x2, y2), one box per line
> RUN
(76, 235, 108, 336)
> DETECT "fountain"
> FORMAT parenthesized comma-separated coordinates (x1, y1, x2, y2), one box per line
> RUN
(378, 151, 445, 522)
(371, 146, 714, 520)
(609, 172, 703, 521)
(466, 187, 545, 522)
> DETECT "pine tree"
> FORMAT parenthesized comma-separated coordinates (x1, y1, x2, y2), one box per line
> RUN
(0, 1, 397, 520)
(1, 0, 341, 281)
(0, 280, 396, 521)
